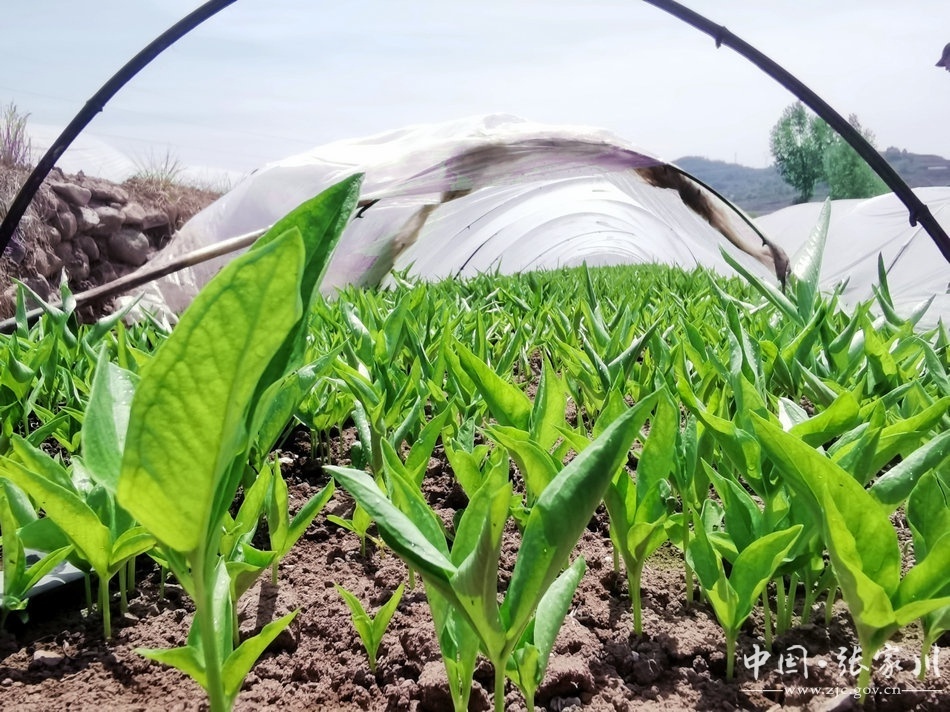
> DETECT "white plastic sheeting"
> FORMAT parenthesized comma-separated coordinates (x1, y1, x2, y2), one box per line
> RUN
(756, 188, 950, 330)
(129, 115, 786, 314)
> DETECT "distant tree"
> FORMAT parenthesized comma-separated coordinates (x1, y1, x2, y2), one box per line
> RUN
(823, 114, 888, 199)
(769, 102, 832, 203)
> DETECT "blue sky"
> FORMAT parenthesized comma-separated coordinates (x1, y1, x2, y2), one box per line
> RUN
(3, 1, 949, 179)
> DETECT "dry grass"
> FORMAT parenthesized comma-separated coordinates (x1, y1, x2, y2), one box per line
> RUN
(0, 102, 32, 168)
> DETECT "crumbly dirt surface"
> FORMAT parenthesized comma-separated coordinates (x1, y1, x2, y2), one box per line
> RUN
(1, 430, 947, 712)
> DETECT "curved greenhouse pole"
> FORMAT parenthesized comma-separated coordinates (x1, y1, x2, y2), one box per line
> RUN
(642, 0, 950, 263)
(0, 0, 238, 256)
(4, 0, 947, 266)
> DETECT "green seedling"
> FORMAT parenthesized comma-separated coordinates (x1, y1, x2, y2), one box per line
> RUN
(115, 175, 360, 712)
(334, 583, 404, 673)
(0, 435, 155, 638)
(506, 558, 586, 711)
(753, 415, 950, 699)
(687, 503, 802, 679)
(264, 458, 335, 583)
(330, 401, 647, 712)
(0, 480, 71, 626)
(219, 464, 280, 646)
(905, 469, 950, 678)
(557, 387, 670, 635)
(326, 503, 379, 557)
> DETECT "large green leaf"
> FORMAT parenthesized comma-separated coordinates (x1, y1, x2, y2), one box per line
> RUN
(870, 430, 950, 509)
(788, 391, 860, 448)
(82, 357, 138, 494)
(529, 358, 567, 451)
(790, 199, 831, 320)
(454, 341, 532, 431)
(729, 525, 802, 621)
(449, 478, 510, 656)
(118, 229, 306, 554)
(137, 645, 207, 690)
(906, 470, 950, 561)
(508, 557, 586, 701)
(502, 399, 648, 636)
(484, 425, 558, 501)
(250, 175, 361, 366)
(327, 466, 456, 583)
(0, 442, 111, 575)
(819, 489, 899, 647)
(752, 414, 901, 595)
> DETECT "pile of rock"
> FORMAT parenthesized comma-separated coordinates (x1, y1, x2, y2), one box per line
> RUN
(37, 169, 181, 296)
(1, 166, 220, 318)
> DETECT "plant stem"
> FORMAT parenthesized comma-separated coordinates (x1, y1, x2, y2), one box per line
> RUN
(683, 524, 693, 606)
(726, 631, 736, 680)
(775, 577, 787, 635)
(784, 572, 798, 631)
(127, 556, 137, 594)
(800, 569, 814, 626)
(232, 594, 241, 648)
(856, 647, 873, 702)
(99, 574, 112, 639)
(824, 585, 836, 626)
(629, 564, 644, 636)
(761, 590, 773, 651)
(84, 572, 93, 611)
(919, 636, 936, 680)
(493, 661, 506, 712)
(193, 551, 228, 712)
(119, 564, 128, 615)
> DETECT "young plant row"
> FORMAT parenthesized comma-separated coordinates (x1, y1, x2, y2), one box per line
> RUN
(1, 185, 948, 709)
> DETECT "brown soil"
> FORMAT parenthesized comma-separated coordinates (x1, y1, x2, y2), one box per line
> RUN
(1, 429, 946, 712)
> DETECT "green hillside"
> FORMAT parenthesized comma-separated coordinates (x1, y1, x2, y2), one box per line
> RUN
(675, 147, 950, 216)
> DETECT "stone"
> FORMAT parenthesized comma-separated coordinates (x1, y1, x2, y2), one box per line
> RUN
(121, 201, 147, 226)
(20, 277, 55, 305)
(54, 210, 77, 240)
(33, 249, 64, 279)
(3, 230, 26, 265)
(35, 185, 59, 220)
(141, 208, 169, 231)
(90, 205, 124, 235)
(47, 226, 62, 247)
(76, 235, 100, 262)
(88, 182, 129, 204)
(49, 181, 91, 206)
(72, 205, 100, 232)
(30, 650, 64, 669)
(108, 229, 150, 266)
(53, 242, 90, 281)
(90, 261, 118, 286)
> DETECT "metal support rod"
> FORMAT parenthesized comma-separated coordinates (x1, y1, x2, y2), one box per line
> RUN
(0, 0, 238, 256)
(642, 0, 950, 263)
